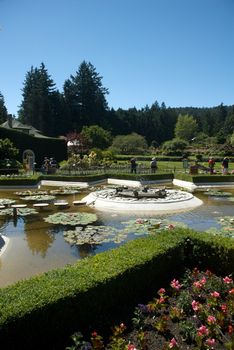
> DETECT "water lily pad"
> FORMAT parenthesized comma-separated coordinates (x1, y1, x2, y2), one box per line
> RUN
(0, 198, 16, 206)
(21, 195, 56, 202)
(14, 190, 48, 196)
(50, 188, 79, 195)
(121, 218, 187, 235)
(44, 212, 98, 226)
(0, 208, 38, 216)
(63, 225, 118, 245)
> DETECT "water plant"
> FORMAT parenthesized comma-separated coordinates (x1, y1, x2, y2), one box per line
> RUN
(21, 195, 56, 202)
(14, 190, 48, 196)
(0, 198, 16, 206)
(121, 218, 187, 236)
(44, 212, 98, 226)
(50, 188, 80, 195)
(64, 225, 122, 245)
(0, 207, 38, 216)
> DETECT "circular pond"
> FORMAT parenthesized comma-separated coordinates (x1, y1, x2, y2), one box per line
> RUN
(0, 185, 233, 287)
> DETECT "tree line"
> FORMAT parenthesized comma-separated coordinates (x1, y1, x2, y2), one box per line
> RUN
(0, 61, 234, 147)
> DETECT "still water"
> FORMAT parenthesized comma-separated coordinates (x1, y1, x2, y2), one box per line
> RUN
(0, 186, 233, 287)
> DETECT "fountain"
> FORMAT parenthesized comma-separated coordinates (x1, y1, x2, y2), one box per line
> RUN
(83, 186, 203, 212)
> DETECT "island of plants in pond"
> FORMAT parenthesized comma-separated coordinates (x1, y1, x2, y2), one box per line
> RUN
(44, 212, 98, 226)
(66, 268, 234, 350)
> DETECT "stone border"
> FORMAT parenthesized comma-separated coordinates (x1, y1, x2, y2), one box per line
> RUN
(83, 189, 203, 212)
(0, 235, 10, 257)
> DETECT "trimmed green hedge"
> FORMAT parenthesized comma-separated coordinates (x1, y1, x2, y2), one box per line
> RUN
(0, 229, 233, 349)
(0, 175, 42, 186)
(0, 127, 67, 164)
(175, 173, 234, 183)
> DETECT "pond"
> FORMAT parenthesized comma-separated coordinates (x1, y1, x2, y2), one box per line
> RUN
(0, 185, 234, 287)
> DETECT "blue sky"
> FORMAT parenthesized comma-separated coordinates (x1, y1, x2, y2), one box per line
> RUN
(1, 0, 234, 116)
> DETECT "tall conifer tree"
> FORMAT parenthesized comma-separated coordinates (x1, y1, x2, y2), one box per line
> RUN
(63, 61, 109, 131)
(0, 92, 8, 124)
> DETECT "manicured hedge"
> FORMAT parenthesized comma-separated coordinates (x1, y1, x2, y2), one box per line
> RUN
(0, 127, 67, 164)
(0, 228, 233, 349)
(175, 173, 234, 183)
(0, 175, 42, 186)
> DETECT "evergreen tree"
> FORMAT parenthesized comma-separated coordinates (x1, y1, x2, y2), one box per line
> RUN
(0, 92, 8, 124)
(63, 61, 109, 131)
(18, 63, 61, 135)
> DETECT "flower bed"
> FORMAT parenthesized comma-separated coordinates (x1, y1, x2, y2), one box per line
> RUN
(67, 268, 234, 350)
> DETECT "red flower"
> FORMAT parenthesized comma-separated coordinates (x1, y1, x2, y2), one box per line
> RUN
(91, 331, 98, 337)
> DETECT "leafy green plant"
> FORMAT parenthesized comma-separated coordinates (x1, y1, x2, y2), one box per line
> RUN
(45, 212, 98, 226)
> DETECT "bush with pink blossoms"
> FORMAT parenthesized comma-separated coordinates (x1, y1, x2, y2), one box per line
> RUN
(66, 269, 234, 350)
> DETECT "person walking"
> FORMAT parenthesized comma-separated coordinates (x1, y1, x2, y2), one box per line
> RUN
(150, 157, 157, 173)
(130, 158, 137, 174)
(208, 157, 215, 174)
(222, 157, 229, 175)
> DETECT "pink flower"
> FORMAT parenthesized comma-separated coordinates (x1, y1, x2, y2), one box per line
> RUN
(207, 315, 216, 324)
(120, 323, 126, 330)
(128, 344, 137, 350)
(91, 331, 98, 337)
(197, 325, 209, 337)
(193, 281, 203, 289)
(168, 224, 175, 230)
(200, 277, 207, 285)
(170, 279, 182, 290)
(159, 296, 165, 304)
(192, 300, 200, 312)
(205, 338, 216, 347)
(221, 304, 227, 313)
(223, 276, 233, 284)
(210, 291, 220, 298)
(158, 288, 166, 295)
(136, 218, 144, 224)
(168, 337, 178, 348)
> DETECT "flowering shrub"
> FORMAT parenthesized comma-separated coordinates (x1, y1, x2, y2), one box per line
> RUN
(66, 269, 234, 349)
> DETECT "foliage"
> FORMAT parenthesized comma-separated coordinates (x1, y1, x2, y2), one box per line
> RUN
(0, 91, 8, 123)
(18, 62, 62, 136)
(0, 126, 67, 165)
(44, 212, 98, 226)
(67, 269, 234, 349)
(66, 131, 90, 156)
(0, 207, 38, 216)
(60, 151, 99, 170)
(110, 133, 148, 155)
(21, 195, 55, 202)
(175, 114, 198, 141)
(64, 225, 119, 245)
(63, 60, 109, 131)
(0, 198, 16, 205)
(161, 138, 188, 153)
(0, 138, 19, 164)
(81, 125, 112, 150)
(0, 229, 233, 348)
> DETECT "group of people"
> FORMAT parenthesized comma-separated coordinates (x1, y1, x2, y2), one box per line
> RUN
(208, 156, 230, 175)
(41, 157, 58, 174)
(130, 157, 158, 174)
